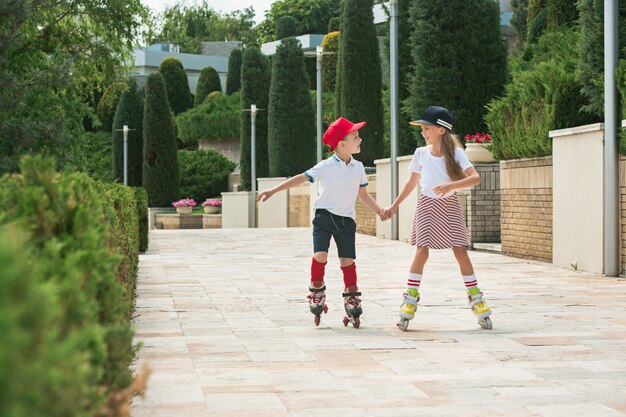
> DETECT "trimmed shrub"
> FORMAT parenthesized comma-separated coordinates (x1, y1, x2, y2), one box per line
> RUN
(226, 48, 243, 95)
(143, 73, 180, 207)
(112, 80, 144, 186)
(240, 46, 271, 190)
(276, 15, 298, 39)
(133, 187, 149, 253)
(485, 29, 595, 159)
(328, 16, 341, 32)
(178, 150, 236, 202)
(337, 0, 385, 166)
(407, 0, 507, 140)
(73, 131, 114, 182)
(268, 37, 316, 177)
(177, 92, 241, 142)
(321, 31, 340, 92)
(158, 57, 192, 115)
(194, 66, 222, 106)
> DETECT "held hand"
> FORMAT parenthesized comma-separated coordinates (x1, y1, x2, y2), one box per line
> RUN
(432, 183, 454, 197)
(377, 208, 388, 221)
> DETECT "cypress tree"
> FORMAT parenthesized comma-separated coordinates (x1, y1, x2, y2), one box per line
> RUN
(268, 38, 316, 177)
(226, 48, 242, 95)
(276, 16, 298, 39)
(195, 66, 222, 106)
(511, 0, 529, 47)
(321, 32, 340, 92)
(407, 0, 507, 139)
(337, 0, 384, 166)
(158, 57, 192, 115)
(112, 80, 144, 185)
(240, 46, 270, 190)
(142, 73, 180, 207)
(546, 0, 578, 30)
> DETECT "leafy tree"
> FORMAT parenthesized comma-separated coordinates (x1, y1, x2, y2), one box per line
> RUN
(142, 73, 180, 207)
(276, 16, 299, 39)
(337, 0, 384, 166)
(321, 32, 340, 92)
(258, 0, 342, 42)
(240, 46, 271, 190)
(177, 92, 241, 143)
(147, 2, 258, 54)
(268, 38, 316, 176)
(0, 0, 148, 174)
(195, 66, 222, 106)
(97, 83, 125, 132)
(159, 57, 192, 115)
(226, 48, 242, 95)
(407, 0, 507, 140)
(112, 80, 144, 185)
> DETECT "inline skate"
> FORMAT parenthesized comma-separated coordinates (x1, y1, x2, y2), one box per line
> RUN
(468, 287, 492, 330)
(342, 291, 362, 328)
(397, 289, 420, 331)
(308, 285, 328, 326)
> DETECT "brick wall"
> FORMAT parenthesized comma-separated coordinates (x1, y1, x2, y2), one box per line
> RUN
(355, 192, 377, 236)
(500, 156, 553, 262)
(289, 194, 310, 227)
(619, 155, 626, 275)
(468, 164, 501, 244)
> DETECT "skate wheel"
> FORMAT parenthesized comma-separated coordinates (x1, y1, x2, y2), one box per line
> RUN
(479, 317, 493, 330)
(397, 318, 409, 331)
(342, 316, 349, 327)
(353, 318, 360, 329)
(323, 304, 328, 314)
(314, 315, 321, 326)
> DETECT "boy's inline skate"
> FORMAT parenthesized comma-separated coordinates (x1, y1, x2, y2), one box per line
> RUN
(397, 289, 419, 331)
(308, 284, 328, 326)
(468, 287, 492, 330)
(342, 291, 362, 328)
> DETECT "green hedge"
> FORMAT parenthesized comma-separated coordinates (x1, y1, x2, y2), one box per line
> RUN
(178, 149, 236, 203)
(71, 131, 114, 182)
(176, 92, 241, 142)
(0, 156, 141, 416)
(133, 187, 149, 253)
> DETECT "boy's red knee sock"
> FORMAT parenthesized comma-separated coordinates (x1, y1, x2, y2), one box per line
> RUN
(311, 258, 327, 283)
(341, 263, 357, 290)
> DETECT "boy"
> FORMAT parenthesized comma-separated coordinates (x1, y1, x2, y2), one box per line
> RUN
(258, 117, 385, 328)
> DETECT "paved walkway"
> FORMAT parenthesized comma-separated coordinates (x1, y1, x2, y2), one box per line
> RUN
(131, 228, 626, 417)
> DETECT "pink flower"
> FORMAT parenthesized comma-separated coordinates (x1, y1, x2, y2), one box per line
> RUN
(172, 198, 197, 208)
(202, 199, 222, 207)
(464, 132, 492, 144)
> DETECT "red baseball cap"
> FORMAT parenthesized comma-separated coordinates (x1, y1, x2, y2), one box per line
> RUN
(322, 117, 366, 151)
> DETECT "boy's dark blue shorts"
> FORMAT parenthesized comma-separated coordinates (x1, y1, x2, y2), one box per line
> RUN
(312, 209, 357, 259)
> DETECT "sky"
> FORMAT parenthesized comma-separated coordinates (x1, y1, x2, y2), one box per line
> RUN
(141, 0, 275, 23)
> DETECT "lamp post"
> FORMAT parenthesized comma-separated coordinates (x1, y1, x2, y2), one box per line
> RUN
(243, 104, 263, 228)
(316, 45, 323, 162)
(114, 124, 135, 185)
(389, 0, 399, 240)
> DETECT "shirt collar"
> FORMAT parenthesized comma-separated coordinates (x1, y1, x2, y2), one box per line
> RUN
(332, 153, 355, 166)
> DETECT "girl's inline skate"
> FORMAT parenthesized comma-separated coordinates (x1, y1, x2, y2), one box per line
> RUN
(397, 289, 419, 331)
(467, 287, 492, 330)
(308, 285, 328, 326)
(342, 291, 362, 328)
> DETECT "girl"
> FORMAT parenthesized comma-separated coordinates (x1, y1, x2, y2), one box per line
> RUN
(384, 106, 493, 330)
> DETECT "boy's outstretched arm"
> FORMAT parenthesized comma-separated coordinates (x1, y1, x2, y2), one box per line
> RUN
(358, 187, 387, 220)
(258, 173, 309, 202)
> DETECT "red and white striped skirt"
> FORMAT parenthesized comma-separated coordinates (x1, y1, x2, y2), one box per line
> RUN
(410, 193, 469, 249)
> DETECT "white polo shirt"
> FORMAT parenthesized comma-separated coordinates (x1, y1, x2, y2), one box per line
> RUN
(408, 145, 473, 198)
(305, 154, 368, 219)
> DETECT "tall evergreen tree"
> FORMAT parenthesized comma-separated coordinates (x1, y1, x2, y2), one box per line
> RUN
(226, 48, 242, 95)
(158, 57, 192, 115)
(240, 46, 270, 190)
(511, 0, 529, 47)
(337, 0, 384, 166)
(195, 66, 222, 106)
(112, 80, 143, 185)
(407, 0, 507, 139)
(268, 38, 316, 176)
(142, 73, 180, 206)
(321, 31, 340, 92)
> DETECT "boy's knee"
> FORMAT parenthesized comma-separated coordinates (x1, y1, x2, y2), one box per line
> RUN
(314, 252, 328, 263)
(339, 257, 354, 268)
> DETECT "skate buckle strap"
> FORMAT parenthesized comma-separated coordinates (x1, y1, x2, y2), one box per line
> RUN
(342, 291, 361, 297)
(309, 285, 326, 293)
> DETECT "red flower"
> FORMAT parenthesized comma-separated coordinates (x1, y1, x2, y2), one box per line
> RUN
(464, 132, 492, 144)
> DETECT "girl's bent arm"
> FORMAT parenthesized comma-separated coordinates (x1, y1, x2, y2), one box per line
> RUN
(258, 173, 310, 201)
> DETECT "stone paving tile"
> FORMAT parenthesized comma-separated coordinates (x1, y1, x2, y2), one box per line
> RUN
(132, 228, 626, 417)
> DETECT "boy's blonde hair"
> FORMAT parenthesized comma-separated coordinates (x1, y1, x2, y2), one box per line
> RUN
(441, 130, 466, 181)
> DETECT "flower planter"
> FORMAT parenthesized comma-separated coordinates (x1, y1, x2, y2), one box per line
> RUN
(465, 143, 495, 164)
(176, 206, 193, 215)
(203, 206, 219, 214)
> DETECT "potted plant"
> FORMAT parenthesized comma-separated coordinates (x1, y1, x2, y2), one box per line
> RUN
(172, 198, 197, 214)
(464, 132, 495, 163)
(202, 198, 222, 214)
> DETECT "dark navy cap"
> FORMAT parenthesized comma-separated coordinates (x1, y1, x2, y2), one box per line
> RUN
(409, 106, 454, 130)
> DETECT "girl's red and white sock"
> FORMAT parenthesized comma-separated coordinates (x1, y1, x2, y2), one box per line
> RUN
(407, 272, 422, 291)
(463, 274, 478, 291)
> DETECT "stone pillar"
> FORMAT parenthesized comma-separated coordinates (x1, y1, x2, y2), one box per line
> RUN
(257, 177, 288, 228)
(221, 191, 252, 228)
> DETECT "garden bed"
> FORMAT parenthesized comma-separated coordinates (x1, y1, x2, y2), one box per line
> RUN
(155, 214, 222, 229)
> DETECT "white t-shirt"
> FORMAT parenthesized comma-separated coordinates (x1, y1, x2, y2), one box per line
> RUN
(305, 154, 368, 219)
(408, 145, 473, 198)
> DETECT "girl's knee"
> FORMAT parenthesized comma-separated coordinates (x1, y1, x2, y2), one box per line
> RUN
(452, 246, 469, 259)
(415, 247, 429, 259)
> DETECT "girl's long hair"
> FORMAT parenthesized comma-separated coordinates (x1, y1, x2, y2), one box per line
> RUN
(441, 130, 466, 181)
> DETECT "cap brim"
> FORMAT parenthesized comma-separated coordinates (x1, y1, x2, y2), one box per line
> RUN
(348, 121, 366, 132)
(409, 119, 433, 127)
